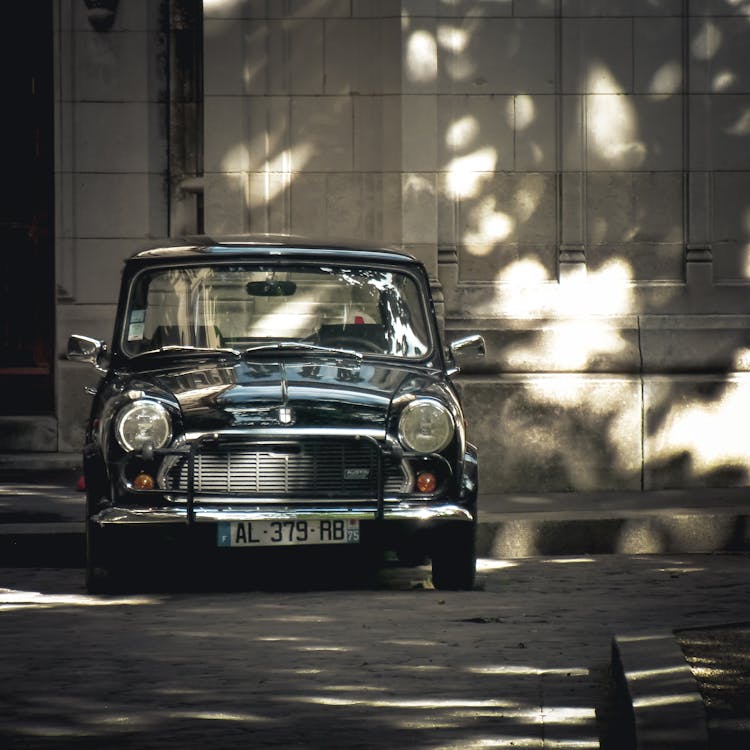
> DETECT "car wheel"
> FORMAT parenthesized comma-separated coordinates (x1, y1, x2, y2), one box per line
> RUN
(430, 521, 477, 591)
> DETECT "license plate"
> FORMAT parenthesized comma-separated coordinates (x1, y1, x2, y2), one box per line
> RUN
(217, 519, 360, 548)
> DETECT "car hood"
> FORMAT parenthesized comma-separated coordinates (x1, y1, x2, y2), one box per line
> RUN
(133, 358, 444, 434)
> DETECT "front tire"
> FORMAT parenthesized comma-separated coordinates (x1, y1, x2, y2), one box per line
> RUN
(430, 521, 477, 591)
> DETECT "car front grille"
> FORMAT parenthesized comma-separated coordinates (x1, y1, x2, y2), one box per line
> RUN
(162, 438, 406, 501)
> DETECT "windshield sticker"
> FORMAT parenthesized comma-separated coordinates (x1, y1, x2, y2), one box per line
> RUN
(127, 322, 144, 341)
(127, 310, 145, 341)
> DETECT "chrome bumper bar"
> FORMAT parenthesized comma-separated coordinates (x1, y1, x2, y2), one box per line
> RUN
(93, 503, 474, 526)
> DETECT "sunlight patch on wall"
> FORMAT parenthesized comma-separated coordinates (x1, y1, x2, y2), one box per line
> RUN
(587, 65, 646, 168)
(446, 147, 498, 199)
(495, 257, 634, 318)
(496, 258, 548, 285)
(516, 381, 640, 483)
(246, 144, 314, 206)
(512, 95, 536, 130)
(647, 61, 682, 99)
(513, 176, 545, 223)
(646, 382, 750, 476)
(463, 197, 515, 251)
(461, 176, 545, 255)
(728, 0, 750, 16)
(558, 258, 633, 316)
(203, 0, 243, 18)
(517, 320, 626, 372)
(488, 258, 640, 486)
(406, 30, 438, 83)
(691, 19, 722, 60)
(739, 246, 750, 281)
(713, 70, 737, 92)
(438, 16, 481, 84)
(726, 107, 750, 136)
(405, 173, 436, 199)
(221, 143, 249, 173)
(446, 115, 480, 151)
(437, 24, 469, 54)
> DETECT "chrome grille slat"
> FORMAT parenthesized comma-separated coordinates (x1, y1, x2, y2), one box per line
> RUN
(164, 439, 405, 502)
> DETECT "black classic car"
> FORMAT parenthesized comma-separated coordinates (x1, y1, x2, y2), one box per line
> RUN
(68, 236, 485, 591)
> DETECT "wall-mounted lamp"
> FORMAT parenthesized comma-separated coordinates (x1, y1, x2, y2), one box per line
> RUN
(83, 0, 119, 32)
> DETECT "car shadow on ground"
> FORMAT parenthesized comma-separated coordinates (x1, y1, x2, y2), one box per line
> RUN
(92, 547, 438, 595)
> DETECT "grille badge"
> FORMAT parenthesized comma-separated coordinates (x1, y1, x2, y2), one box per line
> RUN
(277, 406, 295, 425)
(345, 468, 370, 480)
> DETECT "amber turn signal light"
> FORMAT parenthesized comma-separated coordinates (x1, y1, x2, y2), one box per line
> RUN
(416, 472, 437, 493)
(133, 473, 155, 490)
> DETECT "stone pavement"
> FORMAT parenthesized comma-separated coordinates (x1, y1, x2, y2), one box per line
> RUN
(1, 555, 749, 749)
(1, 461, 750, 747)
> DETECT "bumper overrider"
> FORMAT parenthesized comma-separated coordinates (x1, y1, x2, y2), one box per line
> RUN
(95, 430, 476, 527)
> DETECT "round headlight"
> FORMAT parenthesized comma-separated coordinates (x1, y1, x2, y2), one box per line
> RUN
(115, 400, 172, 452)
(398, 399, 454, 453)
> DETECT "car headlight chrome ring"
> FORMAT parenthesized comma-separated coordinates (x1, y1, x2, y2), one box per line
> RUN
(398, 399, 454, 454)
(115, 400, 172, 453)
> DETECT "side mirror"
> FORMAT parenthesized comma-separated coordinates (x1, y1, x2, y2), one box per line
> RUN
(449, 334, 485, 359)
(447, 334, 485, 375)
(67, 334, 109, 372)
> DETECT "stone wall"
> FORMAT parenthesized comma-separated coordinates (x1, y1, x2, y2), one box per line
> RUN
(52, 0, 750, 492)
(201, 0, 750, 492)
(54, 0, 169, 451)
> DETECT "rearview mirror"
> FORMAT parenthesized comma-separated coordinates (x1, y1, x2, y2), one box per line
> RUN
(246, 280, 297, 297)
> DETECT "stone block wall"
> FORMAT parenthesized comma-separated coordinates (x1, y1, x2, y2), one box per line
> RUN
(51, 0, 750, 492)
(200, 0, 750, 492)
(54, 0, 169, 451)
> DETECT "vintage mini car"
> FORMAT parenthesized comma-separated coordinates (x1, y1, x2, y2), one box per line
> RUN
(68, 236, 484, 591)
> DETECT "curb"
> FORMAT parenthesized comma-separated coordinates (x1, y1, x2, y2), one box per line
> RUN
(477, 510, 750, 557)
(611, 631, 709, 750)
(2, 510, 750, 568)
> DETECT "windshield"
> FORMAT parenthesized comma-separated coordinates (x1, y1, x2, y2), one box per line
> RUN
(122, 263, 432, 359)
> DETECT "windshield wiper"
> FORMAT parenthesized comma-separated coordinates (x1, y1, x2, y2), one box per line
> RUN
(243, 341, 363, 360)
(135, 345, 241, 358)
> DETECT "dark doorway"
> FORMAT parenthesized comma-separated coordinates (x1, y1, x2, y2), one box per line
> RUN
(0, 1, 55, 414)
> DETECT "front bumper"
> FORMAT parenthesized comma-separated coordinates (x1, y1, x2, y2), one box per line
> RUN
(93, 502, 474, 526)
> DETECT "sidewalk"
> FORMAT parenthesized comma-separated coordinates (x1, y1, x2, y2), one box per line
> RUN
(0, 458, 749, 748)
(2, 461, 750, 559)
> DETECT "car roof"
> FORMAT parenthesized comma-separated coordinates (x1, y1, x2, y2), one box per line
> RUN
(127, 234, 421, 266)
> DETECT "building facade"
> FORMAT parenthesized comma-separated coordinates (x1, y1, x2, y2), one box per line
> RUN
(4, 0, 750, 493)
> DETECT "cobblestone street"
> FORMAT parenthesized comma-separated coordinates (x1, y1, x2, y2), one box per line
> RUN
(1, 553, 749, 748)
